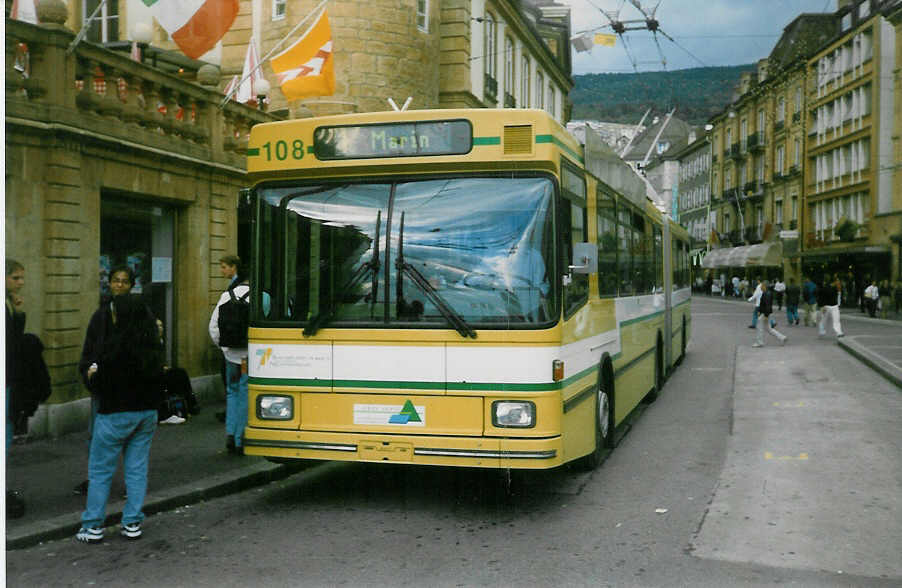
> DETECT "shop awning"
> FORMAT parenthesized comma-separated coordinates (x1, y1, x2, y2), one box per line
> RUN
(701, 241, 783, 269)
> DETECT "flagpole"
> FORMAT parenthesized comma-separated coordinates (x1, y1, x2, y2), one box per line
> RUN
(219, 0, 330, 108)
(67, 0, 108, 54)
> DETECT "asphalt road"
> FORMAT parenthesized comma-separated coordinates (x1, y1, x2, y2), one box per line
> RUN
(5, 298, 900, 587)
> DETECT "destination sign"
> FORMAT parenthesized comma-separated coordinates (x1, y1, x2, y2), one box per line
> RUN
(313, 120, 472, 160)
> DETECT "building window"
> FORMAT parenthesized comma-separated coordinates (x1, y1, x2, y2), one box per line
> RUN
(416, 0, 428, 32)
(859, 0, 870, 19)
(520, 55, 530, 108)
(793, 139, 800, 166)
(775, 199, 783, 226)
(535, 71, 544, 110)
(776, 145, 785, 175)
(548, 86, 556, 118)
(484, 13, 496, 79)
(84, 0, 119, 43)
(504, 37, 514, 103)
(777, 97, 785, 122)
(273, 0, 286, 20)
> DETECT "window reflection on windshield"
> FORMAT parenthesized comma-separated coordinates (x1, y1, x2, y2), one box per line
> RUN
(259, 176, 556, 329)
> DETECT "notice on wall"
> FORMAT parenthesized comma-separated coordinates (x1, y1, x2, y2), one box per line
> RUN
(152, 257, 172, 283)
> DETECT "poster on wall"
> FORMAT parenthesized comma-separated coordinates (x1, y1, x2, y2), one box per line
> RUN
(99, 255, 111, 299)
(128, 253, 146, 294)
(152, 257, 172, 283)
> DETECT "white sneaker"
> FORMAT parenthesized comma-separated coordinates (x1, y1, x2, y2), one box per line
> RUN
(159, 415, 186, 424)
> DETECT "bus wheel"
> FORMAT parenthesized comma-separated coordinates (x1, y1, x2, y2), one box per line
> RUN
(680, 315, 687, 363)
(646, 335, 663, 402)
(576, 368, 613, 470)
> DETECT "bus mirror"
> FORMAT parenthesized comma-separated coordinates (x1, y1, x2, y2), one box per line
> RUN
(568, 243, 597, 275)
(238, 188, 252, 207)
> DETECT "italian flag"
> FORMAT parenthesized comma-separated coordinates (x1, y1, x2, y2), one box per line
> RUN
(145, 0, 239, 60)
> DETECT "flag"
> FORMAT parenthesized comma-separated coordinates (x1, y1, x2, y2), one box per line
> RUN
(270, 9, 335, 100)
(571, 34, 593, 53)
(146, 0, 239, 60)
(222, 74, 239, 100)
(9, 0, 38, 23)
(235, 39, 263, 104)
(594, 33, 617, 47)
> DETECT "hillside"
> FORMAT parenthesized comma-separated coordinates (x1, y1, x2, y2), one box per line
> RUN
(570, 65, 754, 126)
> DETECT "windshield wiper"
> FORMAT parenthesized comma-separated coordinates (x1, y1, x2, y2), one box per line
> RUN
(395, 212, 477, 339)
(304, 210, 382, 336)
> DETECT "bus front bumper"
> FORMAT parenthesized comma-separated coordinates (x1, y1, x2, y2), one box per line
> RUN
(243, 428, 563, 469)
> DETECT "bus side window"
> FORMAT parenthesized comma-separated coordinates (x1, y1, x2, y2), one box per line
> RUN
(561, 163, 588, 317)
(654, 226, 663, 292)
(618, 206, 632, 295)
(596, 189, 617, 297)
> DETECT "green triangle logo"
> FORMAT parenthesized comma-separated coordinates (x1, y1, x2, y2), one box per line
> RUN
(399, 399, 421, 422)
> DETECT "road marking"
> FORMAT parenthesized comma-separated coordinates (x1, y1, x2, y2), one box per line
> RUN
(692, 367, 725, 371)
(772, 401, 806, 407)
(764, 452, 809, 461)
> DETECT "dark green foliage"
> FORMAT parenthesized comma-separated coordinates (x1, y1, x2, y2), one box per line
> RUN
(570, 65, 755, 125)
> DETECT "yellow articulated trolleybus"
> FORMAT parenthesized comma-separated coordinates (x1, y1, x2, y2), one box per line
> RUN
(242, 108, 691, 470)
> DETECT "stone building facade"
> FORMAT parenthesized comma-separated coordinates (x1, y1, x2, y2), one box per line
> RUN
(5, 13, 273, 437)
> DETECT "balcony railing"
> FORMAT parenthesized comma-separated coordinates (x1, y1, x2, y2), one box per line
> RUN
(774, 119, 785, 133)
(726, 229, 744, 245)
(5, 18, 274, 168)
(484, 74, 498, 103)
(805, 222, 870, 248)
(792, 111, 801, 123)
(744, 225, 763, 244)
(504, 92, 516, 108)
(788, 164, 800, 176)
(748, 132, 764, 152)
(728, 143, 743, 160)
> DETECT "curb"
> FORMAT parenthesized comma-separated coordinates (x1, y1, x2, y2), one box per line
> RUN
(838, 338, 902, 390)
(5, 460, 312, 550)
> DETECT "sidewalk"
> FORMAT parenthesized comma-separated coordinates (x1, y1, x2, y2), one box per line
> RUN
(698, 292, 902, 388)
(6, 297, 900, 551)
(5, 402, 306, 549)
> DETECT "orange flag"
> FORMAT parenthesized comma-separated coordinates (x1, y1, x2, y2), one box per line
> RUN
(270, 9, 335, 100)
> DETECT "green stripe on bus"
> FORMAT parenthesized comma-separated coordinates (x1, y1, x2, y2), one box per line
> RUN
(247, 148, 260, 156)
(536, 134, 584, 164)
(473, 136, 501, 146)
(620, 308, 665, 327)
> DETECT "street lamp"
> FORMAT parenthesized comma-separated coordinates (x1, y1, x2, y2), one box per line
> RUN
(255, 78, 270, 112)
(132, 22, 152, 64)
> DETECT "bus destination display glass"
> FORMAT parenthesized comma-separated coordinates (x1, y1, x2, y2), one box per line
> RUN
(313, 120, 472, 160)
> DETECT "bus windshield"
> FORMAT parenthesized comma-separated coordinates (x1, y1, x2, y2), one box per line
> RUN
(257, 175, 557, 331)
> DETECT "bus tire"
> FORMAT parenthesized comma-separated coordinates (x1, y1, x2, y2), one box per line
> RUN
(576, 361, 614, 470)
(646, 334, 663, 402)
(680, 315, 687, 363)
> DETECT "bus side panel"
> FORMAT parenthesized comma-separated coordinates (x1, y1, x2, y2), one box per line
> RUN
(560, 372, 598, 463)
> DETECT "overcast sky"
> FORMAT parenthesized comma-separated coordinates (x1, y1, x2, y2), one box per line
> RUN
(559, 0, 838, 75)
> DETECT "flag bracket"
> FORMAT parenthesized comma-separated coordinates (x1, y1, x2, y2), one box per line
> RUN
(387, 97, 412, 112)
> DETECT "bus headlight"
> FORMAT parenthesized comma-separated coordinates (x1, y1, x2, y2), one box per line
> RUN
(257, 395, 293, 420)
(492, 401, 536, 428)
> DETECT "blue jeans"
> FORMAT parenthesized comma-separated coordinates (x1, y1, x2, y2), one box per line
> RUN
(751, 307, 759, 327)
(786, 304, 799, 324)
(81, 410, 157, 528)
(225, 361, 248, 447)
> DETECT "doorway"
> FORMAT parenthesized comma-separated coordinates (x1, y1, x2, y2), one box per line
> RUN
(100, 195, 175, 363)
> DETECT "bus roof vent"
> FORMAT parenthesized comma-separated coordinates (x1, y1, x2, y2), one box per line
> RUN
(503, 125, 533, 155)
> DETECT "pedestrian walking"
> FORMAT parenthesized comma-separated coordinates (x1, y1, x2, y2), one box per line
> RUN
(784, 277, 800, 325)
(209, 256, 250, 455)
(76, 294, 164, 543)
(732, 275, 740, 298)
(773, 278, 786, 310)
(816, 276, 844, 338)
(863, 280, 879, 318)
(747, 278, 762, 329)
(802, 275, 818, 326)
(752, 281, 787, 347)
(878, 280, 891, 319)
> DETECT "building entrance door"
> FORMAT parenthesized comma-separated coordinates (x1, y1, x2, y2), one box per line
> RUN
(100, 195, 175, 363)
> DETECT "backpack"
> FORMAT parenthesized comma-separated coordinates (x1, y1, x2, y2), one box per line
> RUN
(217, 285, 250, 348)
